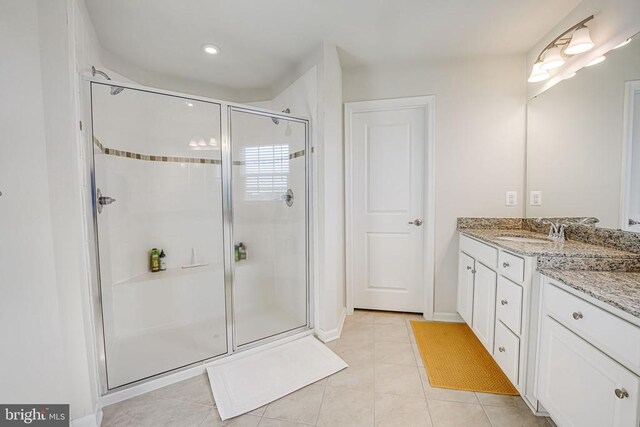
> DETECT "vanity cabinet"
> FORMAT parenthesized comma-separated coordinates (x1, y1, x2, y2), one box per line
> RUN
(537, 277, 640, 427)
(457, 252, 475, 325)
(457, 234, 541, 411)
(471, 263, 497, 352)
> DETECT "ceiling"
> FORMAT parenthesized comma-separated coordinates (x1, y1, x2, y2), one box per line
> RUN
(85, 0, 582, 91)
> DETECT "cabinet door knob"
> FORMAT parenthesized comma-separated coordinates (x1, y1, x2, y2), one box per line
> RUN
(572, 311, 583, 320)
(501, 300, 508, 305)
(466, 266, 472, 270)
(502, 262, 510, 268)
(471, 269, 476, 274)
(498, 346, 505, 353)
(615, 388, 629, 399)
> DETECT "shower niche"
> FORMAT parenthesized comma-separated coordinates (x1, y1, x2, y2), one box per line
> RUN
(89, 81, 310, 390)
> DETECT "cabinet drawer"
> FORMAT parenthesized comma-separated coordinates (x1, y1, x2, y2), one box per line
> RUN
(498, 251, 525, 283)
(494, 320, 520, 386)
(460, 235, 498, 269)
(496, 276, 523, 335)
(545, 282, 640, 374)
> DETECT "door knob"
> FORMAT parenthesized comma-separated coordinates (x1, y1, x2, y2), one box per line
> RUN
(615, 388, 629, 399)
(408, 219, 423, 226)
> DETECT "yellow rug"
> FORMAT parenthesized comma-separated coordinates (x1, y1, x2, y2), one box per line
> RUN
(411, 320, 519, 395)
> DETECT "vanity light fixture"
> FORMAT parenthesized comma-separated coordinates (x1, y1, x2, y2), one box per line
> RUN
(614, 38, 631, 49)
(201, 44, 220, 55)
(540, 46, 565, 70)
(528, 62, 551, 83)
(529, 15, 594, 83)
(564, 26, 595, 55)
(586, 55, 606, 67)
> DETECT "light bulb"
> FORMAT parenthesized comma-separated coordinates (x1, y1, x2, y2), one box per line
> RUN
(189, 139, 198, 148)
(197, 137, 207, 147)
(209, 138, 217, 147)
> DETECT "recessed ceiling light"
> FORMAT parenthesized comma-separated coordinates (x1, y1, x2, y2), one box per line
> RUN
(586, 55, 606, 67)
(201, 44, 220, 55)
(614, 38, 631, 49)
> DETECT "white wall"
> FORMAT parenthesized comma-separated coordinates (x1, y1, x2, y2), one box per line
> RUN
(527, 0, 640, 98)
(0, 0, 99, 423)
(343, 56, 526, 316)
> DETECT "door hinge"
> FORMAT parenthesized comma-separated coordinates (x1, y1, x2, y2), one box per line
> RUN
(79, 121, 83, 131)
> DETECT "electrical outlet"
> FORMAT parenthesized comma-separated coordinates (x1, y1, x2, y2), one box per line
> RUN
(530, 191, 542, 206)
(505, 191, 517, 206)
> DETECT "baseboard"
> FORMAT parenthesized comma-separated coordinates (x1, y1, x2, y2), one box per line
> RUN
(432, 311, 464, 323)
(315, 307, 347, 343)
(71, 409, 102, 427)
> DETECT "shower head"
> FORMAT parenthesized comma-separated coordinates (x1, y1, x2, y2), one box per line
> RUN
(272, 108, 290, 125)
(91, 66, 124, 96)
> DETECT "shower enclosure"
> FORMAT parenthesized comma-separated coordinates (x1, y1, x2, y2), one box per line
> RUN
(87, 80, 311, 391)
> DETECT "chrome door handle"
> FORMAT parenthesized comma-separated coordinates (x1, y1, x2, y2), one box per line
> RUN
(466, 266, 472, 270)
(498, 347, 505, 353)
(572, 311, 583, 320)
(502, 262, 510, 268)
(96, 188, 116, 214)
(501, 300, 508, 305)
(615, 388, 629, 399)
(408, 219, 423, 226)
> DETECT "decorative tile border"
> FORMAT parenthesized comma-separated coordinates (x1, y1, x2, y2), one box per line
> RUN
(93, 137, 221, 164)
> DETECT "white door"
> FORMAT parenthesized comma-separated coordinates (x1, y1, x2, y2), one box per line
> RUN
(457, 252, 475, 325)
(472, 263, 497, 352)
(348, 101, 428, 312)
(538, 316, 640, 427)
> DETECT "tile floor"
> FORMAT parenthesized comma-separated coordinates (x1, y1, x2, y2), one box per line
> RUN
(102, 310, 556, 426)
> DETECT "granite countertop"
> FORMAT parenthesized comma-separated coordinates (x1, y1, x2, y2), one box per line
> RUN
(539, 269, 640, 319)
(460, 228, 640, 259)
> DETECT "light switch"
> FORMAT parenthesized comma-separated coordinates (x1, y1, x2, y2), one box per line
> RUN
(530, 191, 542, 206)
(505, 191, 517, 206)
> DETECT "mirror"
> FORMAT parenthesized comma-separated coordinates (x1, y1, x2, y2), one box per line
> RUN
(526, 33, 640, 231)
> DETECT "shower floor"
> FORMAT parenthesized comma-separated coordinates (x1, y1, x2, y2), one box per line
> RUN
(106, 305, 306, 389)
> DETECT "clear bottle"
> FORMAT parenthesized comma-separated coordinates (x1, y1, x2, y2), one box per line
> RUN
(159, 249, 167, 271)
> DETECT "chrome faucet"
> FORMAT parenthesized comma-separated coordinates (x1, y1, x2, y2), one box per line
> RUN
(535, 217, 567, 241)
(578, 217, 600, 226)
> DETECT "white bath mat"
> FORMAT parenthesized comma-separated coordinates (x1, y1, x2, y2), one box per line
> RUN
(206, 335, 347, 420)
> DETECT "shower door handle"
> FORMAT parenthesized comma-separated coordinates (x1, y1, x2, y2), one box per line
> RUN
(97, 188, 116, 213)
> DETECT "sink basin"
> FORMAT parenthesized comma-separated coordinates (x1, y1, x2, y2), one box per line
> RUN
(496, 236, 551, 244)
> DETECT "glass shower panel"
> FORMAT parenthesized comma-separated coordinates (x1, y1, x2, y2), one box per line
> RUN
(91, 83, 227, 388)
(230, 109, 309, 347)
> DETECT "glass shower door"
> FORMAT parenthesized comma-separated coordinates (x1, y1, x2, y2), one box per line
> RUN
(91, 83, 228, 388)
(229, 108, 309, 347)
